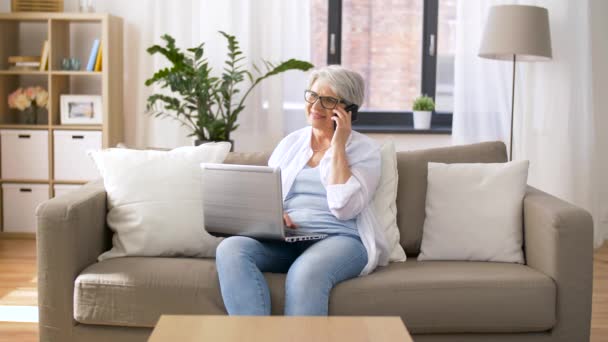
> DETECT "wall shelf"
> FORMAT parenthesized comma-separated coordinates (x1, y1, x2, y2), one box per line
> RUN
(51, 125, 103, 130)
(0, 124, 48, 130)
(51, 71, 102, 76)
(0, 13, 123, 234)
(1, 179, 50, 184)
(53, 180, 88, 185)
(0, 70, 48, 75)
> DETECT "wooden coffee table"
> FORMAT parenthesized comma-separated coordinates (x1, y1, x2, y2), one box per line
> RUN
(148, 315, 413, 342)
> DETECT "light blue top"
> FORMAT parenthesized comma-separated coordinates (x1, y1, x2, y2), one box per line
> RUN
(284, 165, 358, 237)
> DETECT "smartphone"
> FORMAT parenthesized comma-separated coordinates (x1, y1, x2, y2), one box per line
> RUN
(333, 104, 360, 130)
(345, 104, 359, 121)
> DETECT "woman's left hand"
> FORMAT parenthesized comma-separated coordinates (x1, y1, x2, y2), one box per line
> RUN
(331, 106, 352, 148)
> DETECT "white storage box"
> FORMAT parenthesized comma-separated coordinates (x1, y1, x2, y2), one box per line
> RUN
(53, 130, 102, 181)
(1, 130, 49, 180)
(2, 183, 49, 233)
(53, 184, 83, 198)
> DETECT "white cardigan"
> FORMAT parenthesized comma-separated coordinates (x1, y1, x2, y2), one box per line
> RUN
(268, 126, 390, 275)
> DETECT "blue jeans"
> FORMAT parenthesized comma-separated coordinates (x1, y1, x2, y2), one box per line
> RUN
(215, 234, 368, 316)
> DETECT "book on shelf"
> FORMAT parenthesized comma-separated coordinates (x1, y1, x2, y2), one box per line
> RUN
(15, 62, 40, 67)
(8, 65, 39, 71)
(8, 56, 39, 64)
(86, 39, 100, 71)
(6, 55, 42, 71)
(94, 43, 102, 72)
(39, 40, 49, 71)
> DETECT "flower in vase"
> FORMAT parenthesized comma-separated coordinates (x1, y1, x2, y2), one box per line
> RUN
(14, 92, 30, 111)
(8, 87, 49, 112)
(7, 89, 19, 108)
(35, 89, 49, 108)
(25, 87, 36, 100)
(9, 88, 30, 110)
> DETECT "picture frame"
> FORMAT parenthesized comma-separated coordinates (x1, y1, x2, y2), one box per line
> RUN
(60, 95, 103, 125)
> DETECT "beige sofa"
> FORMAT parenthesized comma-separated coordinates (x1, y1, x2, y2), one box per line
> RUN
(36, 141, 594, 342)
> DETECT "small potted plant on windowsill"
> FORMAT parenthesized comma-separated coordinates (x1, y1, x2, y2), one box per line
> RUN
(412, 94, 435, 130)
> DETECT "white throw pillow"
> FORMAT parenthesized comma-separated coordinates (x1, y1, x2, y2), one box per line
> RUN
(89, 142, 231, 261)
(372, 141, 406, 262)
(417, 160, 529, 263)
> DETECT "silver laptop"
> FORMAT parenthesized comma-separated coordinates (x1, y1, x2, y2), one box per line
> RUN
(200, 163, 327, 243)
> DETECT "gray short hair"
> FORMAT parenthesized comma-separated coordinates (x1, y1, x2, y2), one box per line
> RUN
(307, 65, 365, 106)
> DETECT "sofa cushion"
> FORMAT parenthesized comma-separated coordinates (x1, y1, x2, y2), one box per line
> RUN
(330, 260, 555, 334)
(88, 143, 231, 261)
(418, 160, 529, 263)
(75, 258, 225, 327)
(396, 141, 507, 255)
(74, 257, 554, 333)
(374, 141, 407, 262)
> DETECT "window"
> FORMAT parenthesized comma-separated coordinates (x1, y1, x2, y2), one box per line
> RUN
(310, 0, 457, 132)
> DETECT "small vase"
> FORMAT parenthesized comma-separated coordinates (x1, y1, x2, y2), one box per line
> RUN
(37, 107, 48, 124)
(79, 0, 95, 12)
(195, 139, 234, 152)
(21, 107, 38, 125)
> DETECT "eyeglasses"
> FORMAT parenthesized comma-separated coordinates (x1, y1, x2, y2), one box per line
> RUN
(304, 90, 347, 110)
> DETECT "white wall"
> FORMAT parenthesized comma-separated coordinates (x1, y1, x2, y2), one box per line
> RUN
(368, 133, 452, 151)
(590, 0, 608, 242)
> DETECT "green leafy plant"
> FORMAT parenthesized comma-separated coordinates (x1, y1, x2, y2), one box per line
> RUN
(412, 95, 435, 112)
(145, 32, 314, 142)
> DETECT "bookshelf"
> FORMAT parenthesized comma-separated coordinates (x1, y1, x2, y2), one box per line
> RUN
(0, 12, 123, 237)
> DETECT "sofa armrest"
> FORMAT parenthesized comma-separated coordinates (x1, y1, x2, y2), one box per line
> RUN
(36, 180, 109, 342)
(523, 186, 593, 341)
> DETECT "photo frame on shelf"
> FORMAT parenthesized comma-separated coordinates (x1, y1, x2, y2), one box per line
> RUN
(60, 94, 103, 125)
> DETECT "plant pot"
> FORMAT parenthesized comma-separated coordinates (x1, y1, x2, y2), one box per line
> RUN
(195, 139, 234, 152)
(413, 111, 432, 130)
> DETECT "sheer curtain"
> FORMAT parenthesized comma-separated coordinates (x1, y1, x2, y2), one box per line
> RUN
(452, 0, 607, 248)
(65, 0, 311, 151)
(451, 1, 513, 146)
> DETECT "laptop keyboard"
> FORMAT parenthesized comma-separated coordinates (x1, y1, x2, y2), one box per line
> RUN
(284, 229, 311, 236)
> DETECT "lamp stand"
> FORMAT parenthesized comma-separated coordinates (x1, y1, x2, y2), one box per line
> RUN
(509, 54, 516, 161)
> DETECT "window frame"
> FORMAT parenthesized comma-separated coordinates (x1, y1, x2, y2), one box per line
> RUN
(326, 0, 452, 134)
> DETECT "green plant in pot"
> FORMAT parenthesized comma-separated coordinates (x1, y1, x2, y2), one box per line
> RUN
(412, 94, 435, 130)
(145, 32, 314, 150)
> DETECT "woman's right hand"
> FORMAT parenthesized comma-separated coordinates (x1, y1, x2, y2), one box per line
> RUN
(283, 212, 298, 229)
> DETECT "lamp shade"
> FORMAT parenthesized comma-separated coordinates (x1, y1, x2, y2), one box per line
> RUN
(479, 5, 552, 61)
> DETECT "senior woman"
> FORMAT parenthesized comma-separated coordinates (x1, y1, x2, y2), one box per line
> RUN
(215, 65, 390, 316)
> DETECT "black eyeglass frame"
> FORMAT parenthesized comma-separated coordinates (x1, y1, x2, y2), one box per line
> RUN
(304, 90, 352, 110)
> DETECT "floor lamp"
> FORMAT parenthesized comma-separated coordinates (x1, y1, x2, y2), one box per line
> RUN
(478, 5, 552, 161)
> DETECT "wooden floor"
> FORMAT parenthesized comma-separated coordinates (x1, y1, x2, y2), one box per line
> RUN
(0, 239, 37, 342)
(0, 238, 606, 341)
(595, 242, 608, 341)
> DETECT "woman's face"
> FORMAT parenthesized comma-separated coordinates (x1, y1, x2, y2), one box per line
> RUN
(305, 81, 341, 131)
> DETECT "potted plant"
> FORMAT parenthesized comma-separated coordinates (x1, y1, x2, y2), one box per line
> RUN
(412, 94, 435, 130)
(145, 32, 314, 149)
(8, 86, 49, 125)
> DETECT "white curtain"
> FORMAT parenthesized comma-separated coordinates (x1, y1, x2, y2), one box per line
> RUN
(453, 0, 608, 248)
(63, 0, 311, 151)
(452, 1, 513, 146)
